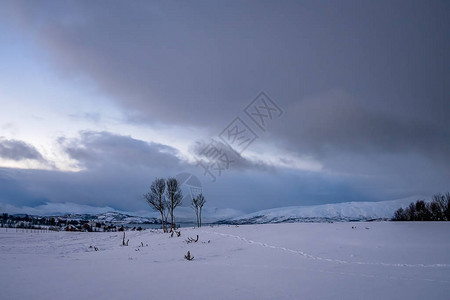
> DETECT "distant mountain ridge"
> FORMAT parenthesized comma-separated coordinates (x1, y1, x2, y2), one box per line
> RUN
(8, 211, 160, 225)
(5, 198, 419, 225)
(218, 197, 419, 224)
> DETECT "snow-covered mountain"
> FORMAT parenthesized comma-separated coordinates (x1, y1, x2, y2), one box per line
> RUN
(94, 212, 159, 224)
(219, 197, 419, 224)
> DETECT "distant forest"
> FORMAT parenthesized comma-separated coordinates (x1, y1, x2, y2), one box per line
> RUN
(393, 193, 450, 221)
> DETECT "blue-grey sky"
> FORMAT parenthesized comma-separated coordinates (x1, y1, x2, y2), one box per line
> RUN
(0, 0, 448, 216)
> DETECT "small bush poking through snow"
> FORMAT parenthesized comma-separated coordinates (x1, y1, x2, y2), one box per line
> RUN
(184, 251, 194, 261)
(185, 235, 199, 244)
(122, 232, 129, 246)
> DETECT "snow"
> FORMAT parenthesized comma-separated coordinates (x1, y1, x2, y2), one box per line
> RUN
(1, 222, 449, 300)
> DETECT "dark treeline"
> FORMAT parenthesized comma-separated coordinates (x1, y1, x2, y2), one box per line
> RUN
(393, 193, 450, 221)
(1, 213, 64, 227)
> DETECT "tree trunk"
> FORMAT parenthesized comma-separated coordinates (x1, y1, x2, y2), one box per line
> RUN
(164, 213, 169, 232)
(160, 211, 165, 231)
(194, 207, 198, 227)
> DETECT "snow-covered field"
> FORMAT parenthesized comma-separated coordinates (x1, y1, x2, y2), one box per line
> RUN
(1, 222, 449, 300)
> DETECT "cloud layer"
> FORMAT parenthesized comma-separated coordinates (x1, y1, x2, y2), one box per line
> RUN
(0, 1, 448, 214)
(0, 138, 45, 161)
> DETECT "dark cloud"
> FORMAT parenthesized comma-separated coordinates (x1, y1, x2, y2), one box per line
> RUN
(7, 1, 448, 158)
(59, 131, 183, 170)
(264, 89, 450, 195)
(190, 139, 275, 173)
(7, 0, 448, 130)
(0, 169, 49, 207)
(272, 89, 450, 161)
(0, 138, 45, 161)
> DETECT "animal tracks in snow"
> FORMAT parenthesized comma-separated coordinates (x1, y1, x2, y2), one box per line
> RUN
(203, 230, 450, 269)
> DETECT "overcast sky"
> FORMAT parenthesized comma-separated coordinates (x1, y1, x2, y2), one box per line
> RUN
(0, 0, 448, 216)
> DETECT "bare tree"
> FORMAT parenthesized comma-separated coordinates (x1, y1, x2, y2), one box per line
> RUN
(166, 177, 183, 230)
(144, 178, 167, 231)
(191, 196, 200, 227)
(445, 193, 450, 221)
(197, 193, 206, 227)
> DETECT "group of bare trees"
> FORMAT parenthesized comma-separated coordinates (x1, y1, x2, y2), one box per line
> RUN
(144, 177, 206, 231)
(191, 194, 206, 227)
(144, 177, 182, 231)
(393, 193, 450, 221)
